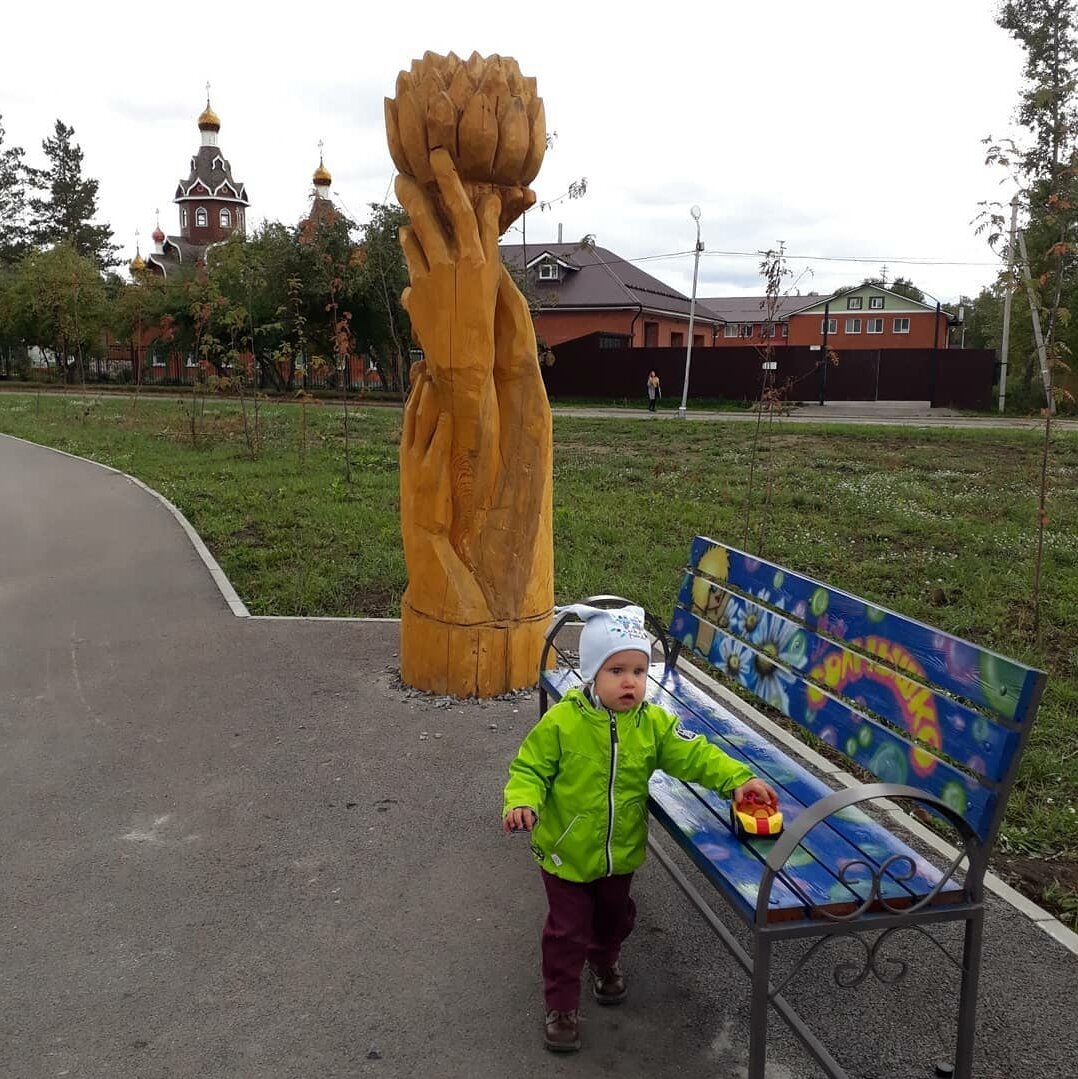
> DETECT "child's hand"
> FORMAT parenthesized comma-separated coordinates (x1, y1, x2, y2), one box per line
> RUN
(733, 778, 779, 808)
(503, 807, 537, 833)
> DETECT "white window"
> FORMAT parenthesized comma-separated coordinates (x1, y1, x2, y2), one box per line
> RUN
(186, 353, 198, 368)
(846, 296, 863, 310)
(220, 208, 232, 228)
(867, 318, 884, 334)
(893, 317, 910, 334)
(538, 262, 558, 280)
(845, 318, 861, 334)
(821, 318, 837, 335)
(724, 323, 738, 338)
(181, 208, 188, 228)
(195, 207, 208, 228)
(761, 322, 774, 338)
(741, 323, 755, 338)
(780, 324, 788, 338)
(869, 296, 884, 310)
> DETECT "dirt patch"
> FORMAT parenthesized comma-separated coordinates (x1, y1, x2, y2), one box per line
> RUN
(994, 854, 1078, 892)
(346, 584, 398, 618)
(233, 520, 265, 544)
(993, 854, 1078, 928)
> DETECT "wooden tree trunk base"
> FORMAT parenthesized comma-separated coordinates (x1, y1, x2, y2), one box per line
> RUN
(400, 602, 553, 697)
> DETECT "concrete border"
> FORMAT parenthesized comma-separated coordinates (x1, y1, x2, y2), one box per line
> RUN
(4, 431, 1075, 955)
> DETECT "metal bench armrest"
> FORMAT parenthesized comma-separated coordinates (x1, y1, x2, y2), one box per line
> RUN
(755, 782, 986, 927)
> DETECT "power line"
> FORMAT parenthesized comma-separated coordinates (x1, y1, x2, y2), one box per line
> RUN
(350, 192, 1002, 272)
(498, 244, 1003, 274)
(704, 249, 1003, 269)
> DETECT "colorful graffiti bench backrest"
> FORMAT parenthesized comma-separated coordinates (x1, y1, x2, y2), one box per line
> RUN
(668, 536, 1047, 845)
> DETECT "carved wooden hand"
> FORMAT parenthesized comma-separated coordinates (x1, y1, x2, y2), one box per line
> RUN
(396, 149, 553, 695)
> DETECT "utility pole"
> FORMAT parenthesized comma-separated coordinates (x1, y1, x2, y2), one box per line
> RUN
(678, 206, 703, 419)
(1017, 228, 1055, 415)
(930, 302, 942, 407)
(818, 301, 830, 405)
(998, 195, 1019, 413)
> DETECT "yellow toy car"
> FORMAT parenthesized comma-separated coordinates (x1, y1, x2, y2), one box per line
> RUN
(730, 791, 784, 839)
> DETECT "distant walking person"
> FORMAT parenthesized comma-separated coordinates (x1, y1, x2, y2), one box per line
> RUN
(646, 370, 661, 412)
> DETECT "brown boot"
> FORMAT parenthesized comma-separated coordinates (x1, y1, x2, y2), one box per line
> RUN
(544, 1009, 581, 1052)
(588, 961, 627, 1004)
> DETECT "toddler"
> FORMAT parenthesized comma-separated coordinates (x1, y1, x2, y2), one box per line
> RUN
(502, 604, 778, 1052)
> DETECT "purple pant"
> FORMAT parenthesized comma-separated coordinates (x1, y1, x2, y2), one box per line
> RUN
(540, 869, 637, 1010)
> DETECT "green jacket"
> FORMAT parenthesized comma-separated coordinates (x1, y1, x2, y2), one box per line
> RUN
(503, 688, 754, 883)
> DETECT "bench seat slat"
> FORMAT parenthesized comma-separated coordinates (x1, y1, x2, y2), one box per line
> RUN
(541, 666, 962, 921)
(688, 535, 1043, 727)
(669, 606, 997, 838)
(678, 571, 1020, 783)
(647, 772, 810, 922)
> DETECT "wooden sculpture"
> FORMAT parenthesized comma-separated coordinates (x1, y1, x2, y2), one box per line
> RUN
(387, 52, 554, 697)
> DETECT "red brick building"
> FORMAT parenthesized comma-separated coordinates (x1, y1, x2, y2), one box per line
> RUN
(702, 284, 956, 350)
(785, 287, 952, 349)
(499, 243, 722, 349)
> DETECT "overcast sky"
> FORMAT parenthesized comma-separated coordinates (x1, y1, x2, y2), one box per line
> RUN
(2, 0, 1027, 303)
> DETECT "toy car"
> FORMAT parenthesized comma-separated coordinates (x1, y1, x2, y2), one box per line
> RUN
(730, 790, 784, 839)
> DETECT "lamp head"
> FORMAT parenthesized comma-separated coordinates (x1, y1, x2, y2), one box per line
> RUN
(690, 205, 702, 221)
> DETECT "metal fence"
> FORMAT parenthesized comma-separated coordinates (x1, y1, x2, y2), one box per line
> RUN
(0, 344, 387, 393)
(543, 335, 996, 410)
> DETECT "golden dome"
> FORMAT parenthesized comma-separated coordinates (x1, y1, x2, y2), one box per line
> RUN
(198, 103, 221, 130)
(313, 161, 332, 186)
(129, 252, 146, 272)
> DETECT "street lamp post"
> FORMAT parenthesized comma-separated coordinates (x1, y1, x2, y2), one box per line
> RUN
(678, 205, 704, 419)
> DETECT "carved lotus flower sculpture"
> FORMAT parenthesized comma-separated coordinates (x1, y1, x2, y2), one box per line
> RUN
(385, 51, 546, 234)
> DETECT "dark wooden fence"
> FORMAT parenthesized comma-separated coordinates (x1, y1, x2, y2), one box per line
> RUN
(543, 335, 996, 410)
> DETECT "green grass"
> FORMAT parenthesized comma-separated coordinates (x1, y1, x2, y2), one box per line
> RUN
(1, 392, 1076, 924)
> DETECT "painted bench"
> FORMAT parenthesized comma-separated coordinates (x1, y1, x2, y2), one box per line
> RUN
(538, 536, 1046, 1079)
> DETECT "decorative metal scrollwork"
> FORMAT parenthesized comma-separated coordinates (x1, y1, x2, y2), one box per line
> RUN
(805, 845, 973, 923)
(832, 928, 909, 988)
(769, 924, 964, 1000)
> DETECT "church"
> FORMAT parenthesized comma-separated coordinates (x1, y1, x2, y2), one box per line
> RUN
(129, 90, 336, 278)
(130, 92, 250, 277)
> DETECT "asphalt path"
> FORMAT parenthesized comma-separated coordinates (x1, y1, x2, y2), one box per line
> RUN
(3, 387, 1076, 431)
(2, 432, 1076, 1078)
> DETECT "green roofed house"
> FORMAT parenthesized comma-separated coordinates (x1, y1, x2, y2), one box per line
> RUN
(702, 284, 958, 350)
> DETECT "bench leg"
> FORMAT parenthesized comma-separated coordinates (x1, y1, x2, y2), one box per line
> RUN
(953, 909, 984, 1079)
(748, 936, 772, 1079)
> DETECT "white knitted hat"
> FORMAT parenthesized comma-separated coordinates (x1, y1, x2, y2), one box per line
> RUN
(556, 604, 651, 680)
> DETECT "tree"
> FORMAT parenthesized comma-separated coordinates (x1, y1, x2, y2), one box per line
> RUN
(999, 0, 1078, 181)
(981, 0, 1078, 402)
(0, 116, 29, 265)
(27, 120, 118, 270)
(980, 0, 1078, 640)
(843, 275, 927, 303)
(872, 275, 925, 303)
(10, 244, 107, 382)
(354, 203, 412, 394)
(207, 226, 292, 390)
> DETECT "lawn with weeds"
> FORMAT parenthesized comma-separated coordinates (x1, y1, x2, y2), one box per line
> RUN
(1, 392, 1075, 926)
